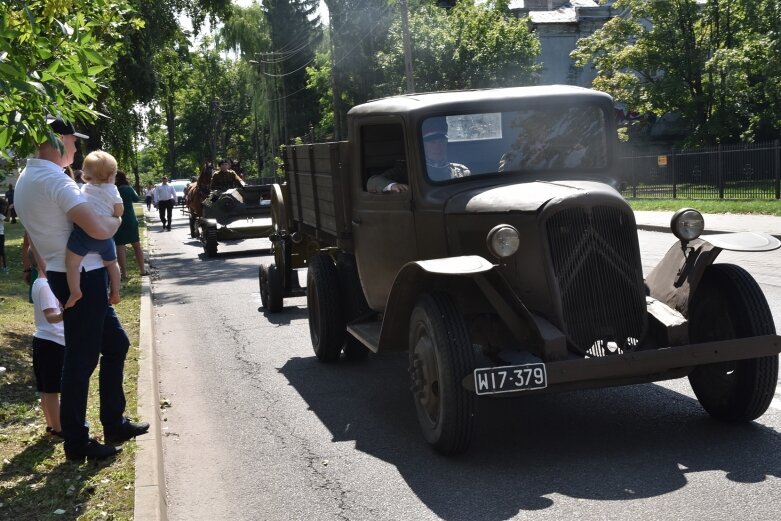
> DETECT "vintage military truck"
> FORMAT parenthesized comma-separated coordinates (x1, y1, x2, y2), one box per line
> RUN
(198, 184, 274, 256)
(258, 86, 781, 454)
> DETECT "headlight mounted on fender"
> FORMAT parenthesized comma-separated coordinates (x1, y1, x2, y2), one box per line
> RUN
(487, 225, 520, 259)
(670, 208, 704, 242)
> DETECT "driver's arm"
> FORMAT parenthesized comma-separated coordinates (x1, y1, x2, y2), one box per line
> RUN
(66, 202, 121, 240)
(367, 162, 408, 193)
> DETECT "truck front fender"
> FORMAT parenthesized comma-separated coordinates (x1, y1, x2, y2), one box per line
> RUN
(376, 256, 554, 357)
(646, 232, 780, 318)
(376, 256, 491, 353)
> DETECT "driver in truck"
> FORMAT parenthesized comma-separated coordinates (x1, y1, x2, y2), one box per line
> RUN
(367, 117, 470, 193)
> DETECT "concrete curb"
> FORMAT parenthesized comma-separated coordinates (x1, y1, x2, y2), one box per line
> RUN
(134, 272, 167, 520)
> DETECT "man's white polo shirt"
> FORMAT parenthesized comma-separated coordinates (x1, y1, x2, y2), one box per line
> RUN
(15, 158, 102, 273)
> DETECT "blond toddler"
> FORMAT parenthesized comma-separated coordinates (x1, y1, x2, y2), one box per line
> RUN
(64, 151, 123, 308)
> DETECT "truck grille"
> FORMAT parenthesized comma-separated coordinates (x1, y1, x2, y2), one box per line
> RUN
(546, 206, 646, 356)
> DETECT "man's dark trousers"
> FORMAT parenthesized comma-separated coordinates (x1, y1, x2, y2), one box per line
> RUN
(158, 199, 174, 229)
(48, 268, 130, 451)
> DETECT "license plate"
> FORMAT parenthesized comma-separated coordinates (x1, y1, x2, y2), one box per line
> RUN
(474, 363, 548, 396)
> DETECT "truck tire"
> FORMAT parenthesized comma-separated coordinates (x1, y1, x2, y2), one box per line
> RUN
(307, 254, 345, 362)
(409, 293, 476, 455)
(266, 264, 284, 313)
(259, 264, 269, 308)
(688, 263, 778, 422)
(336, 254, 371, 361)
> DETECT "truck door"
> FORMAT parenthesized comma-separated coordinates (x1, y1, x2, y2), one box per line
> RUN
(352, 121, 417, 311)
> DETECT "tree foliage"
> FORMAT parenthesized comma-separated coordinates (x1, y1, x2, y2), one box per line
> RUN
(377, 0, 540, 94)
(262, 0, 323, 142)
(0, 0, 139, 158)
(323, 0, 394, 136)
(311, 0, 540, 136)
(572, 0, 781, 144)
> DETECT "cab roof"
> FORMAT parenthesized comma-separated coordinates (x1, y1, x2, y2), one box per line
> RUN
(347, 85, 613, 118)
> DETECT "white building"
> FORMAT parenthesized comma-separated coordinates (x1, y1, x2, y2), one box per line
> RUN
(508, 0, 615, 86)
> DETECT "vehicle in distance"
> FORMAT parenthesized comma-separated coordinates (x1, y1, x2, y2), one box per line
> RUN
(169, 179, 190, 205)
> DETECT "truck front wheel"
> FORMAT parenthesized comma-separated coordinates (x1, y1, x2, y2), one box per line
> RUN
(409, 293, 476, 455)
(688, 263, 778, 421)
(307, 254, 345, 362)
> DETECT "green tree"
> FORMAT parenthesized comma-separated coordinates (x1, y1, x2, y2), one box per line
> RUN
(219, 2, 276, 173)
(324, 0, 394, 137)
(377, 1, 540, 94)
(0, 0, 139, 158)
(89, 0, 231, 184)
(262, 0, 323, 143)
(572, 0, 781, 144)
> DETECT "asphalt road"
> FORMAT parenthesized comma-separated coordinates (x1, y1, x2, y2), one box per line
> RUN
(149, 208, 781, 521)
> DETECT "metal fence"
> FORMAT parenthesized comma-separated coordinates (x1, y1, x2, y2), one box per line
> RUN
(618, 140, 781, 199)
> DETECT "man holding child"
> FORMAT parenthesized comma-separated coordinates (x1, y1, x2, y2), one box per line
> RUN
(15, 118, 148, 461)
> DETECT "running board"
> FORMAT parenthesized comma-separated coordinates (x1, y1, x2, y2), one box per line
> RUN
(346, 322, 382, 353)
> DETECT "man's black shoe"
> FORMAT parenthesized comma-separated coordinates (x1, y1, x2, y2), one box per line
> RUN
(104, 419, 150, 444)
(65, 439, 121, 462)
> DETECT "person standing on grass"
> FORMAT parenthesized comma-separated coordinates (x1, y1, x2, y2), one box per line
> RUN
(29, 254, 65, 438)
(113, 171, 146, 278)
(14, 117, 148, 462)
(5, 183, 16, 223)
(0, 203, 6, 273)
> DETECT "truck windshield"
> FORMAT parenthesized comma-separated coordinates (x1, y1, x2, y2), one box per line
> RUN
(420, 105, 609, 183)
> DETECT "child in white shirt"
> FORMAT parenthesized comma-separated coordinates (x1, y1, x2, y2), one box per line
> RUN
(31, 269, 66, 437)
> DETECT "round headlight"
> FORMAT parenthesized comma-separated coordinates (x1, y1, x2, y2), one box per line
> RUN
(487, 225, 520, 259)
(670, 208, 704, 242)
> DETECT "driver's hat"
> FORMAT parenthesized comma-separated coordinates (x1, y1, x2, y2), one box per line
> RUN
(422, 117, 448, 141)
(219, 158, 231, 166)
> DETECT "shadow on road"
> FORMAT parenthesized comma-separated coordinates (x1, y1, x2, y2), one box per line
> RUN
(279, 354, 781, 519)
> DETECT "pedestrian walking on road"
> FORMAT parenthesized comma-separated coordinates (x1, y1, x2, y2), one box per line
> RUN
(14, 117, 149, 461)
(153, 177, 177, 231)
(144, 183, 154, 211)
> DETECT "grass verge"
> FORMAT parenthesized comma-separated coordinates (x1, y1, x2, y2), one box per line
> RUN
(0, 207, 146, 521)
(626, 198, 781, 216)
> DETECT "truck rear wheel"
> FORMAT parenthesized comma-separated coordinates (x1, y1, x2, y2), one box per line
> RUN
(409, 293, 476, 455)
(688, 263, 778, 422)
(308, 254, 345, 362)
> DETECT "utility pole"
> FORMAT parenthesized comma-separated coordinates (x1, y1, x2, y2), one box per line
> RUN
(400, 0, 416, 94)
(209, 99, 217, 164)
(329, 16, 341, 140)
(252, 55, 277, 176)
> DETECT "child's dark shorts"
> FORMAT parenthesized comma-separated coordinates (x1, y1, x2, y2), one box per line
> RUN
(67, 224, 117, 261)
(32, 336, 65, 393)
